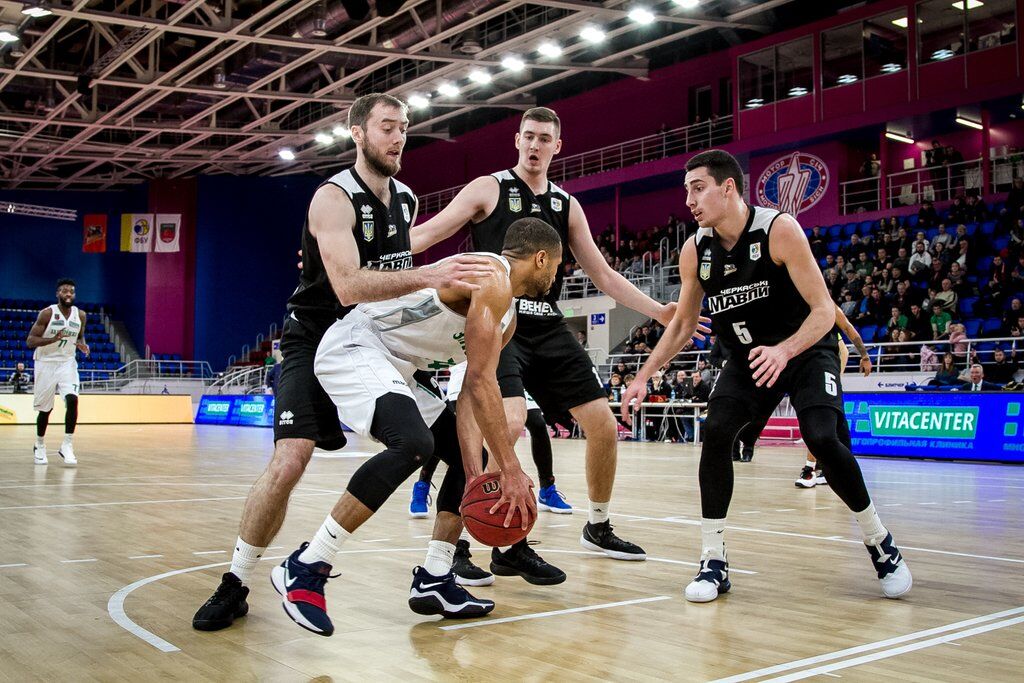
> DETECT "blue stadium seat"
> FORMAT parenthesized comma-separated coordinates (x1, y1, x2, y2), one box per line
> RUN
(828, 240, 841, 253)
(993, 236, 1010, 252)
(859, 325, 877, 342)
(925, 228, 939, 241)
(859, 220, 873, 233)
(843, 223, 858, 236)
(828, 224, 843, 238)
(965, 222, 978, 236)
(976, 256, 993, 274)
(905, 214, 919, 228)
(959, 297, 978, 316)
(982, 318, 1003, 336)
(980, 221, 997, 236)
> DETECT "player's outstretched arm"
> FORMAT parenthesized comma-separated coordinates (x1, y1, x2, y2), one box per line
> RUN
(311, 184, 495, 306)
(460, 271, 536, 529)
(410, 176, 497, 254)
(834, 305, 871, 375)
(748, 215, 837, 388)
(25, 308, 58, 349)
(621, 238, 705, 424)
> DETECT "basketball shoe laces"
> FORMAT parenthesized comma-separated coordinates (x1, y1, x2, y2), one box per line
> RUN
(201, 575, 245, 609)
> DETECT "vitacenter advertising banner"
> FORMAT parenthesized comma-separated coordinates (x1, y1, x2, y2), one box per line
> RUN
(195, 395, 274, 427)
(846, 392, 1024, 462)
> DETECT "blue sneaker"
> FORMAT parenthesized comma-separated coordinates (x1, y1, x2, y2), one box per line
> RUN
(408, 566, 495, 619)
(684, 553, 731, 603)
(270, 542, 338, 636)
(537, 483, 572, 514)
(410, 480, 431, 519)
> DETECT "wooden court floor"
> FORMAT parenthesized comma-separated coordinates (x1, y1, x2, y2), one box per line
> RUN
(0, 424, 1022, 682)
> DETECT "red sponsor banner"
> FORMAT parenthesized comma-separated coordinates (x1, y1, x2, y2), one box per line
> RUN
(83, 213, 107, 253)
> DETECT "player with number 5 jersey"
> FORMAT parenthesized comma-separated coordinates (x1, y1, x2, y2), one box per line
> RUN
(621, 150, 911, 604)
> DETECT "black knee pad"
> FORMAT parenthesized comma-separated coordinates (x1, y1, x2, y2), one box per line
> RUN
(525, 408, 547, 436)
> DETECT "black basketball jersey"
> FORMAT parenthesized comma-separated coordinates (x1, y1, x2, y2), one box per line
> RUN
(287, 167, 415, 321)
(695, 204, 836, 362)
(470, 168, 572, 330)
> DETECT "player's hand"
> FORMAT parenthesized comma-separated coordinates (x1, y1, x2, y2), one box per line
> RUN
(655, 302, 676, 327)
(620, 380, 648, 425)
(422, 254, 497, 294)
(859, 356, 873, 376)
(490, 468, 536, 530)
(77, 341, 90, 357)
(749, 344, 791, 388)
(693, 315, 712, 341)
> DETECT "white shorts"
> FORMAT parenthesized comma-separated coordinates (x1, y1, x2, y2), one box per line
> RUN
(33, 358, 80, 412)
(314, 315, 446, 439)
(444, 361, 540, 411)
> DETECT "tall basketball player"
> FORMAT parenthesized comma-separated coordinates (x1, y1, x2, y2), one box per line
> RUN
(192, 93, 496, 632)
(622, 150, 911, 603)
(26, 278, 89, 466)
(274, 218, 561, 635)
(411, 107, 706, 583)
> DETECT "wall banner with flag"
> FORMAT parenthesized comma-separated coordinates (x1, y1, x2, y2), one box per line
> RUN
(121, 213, 154, 252)
(82, 214, 107, 253)
(154, 213, 181, 253)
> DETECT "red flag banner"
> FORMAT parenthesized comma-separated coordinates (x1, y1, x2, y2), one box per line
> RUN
(83, 213, 107, 253)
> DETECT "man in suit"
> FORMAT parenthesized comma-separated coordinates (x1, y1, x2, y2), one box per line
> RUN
(957, 364, 1001, 391)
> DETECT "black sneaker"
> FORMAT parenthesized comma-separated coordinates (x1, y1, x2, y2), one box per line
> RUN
(489, 540, 566, 585)
(580, 521, 646, 560)
(453, 539, 494, 587)
(739, 444, 754, 462)
(408, 566, 495, 619)
(192, 572, 250, 631)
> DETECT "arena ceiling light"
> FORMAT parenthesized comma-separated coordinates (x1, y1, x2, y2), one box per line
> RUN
(673, 0, 701, 8)
(788, 86, 808, 97)
(537, 41, 562, 58)
(881, 63, 902, 73)
(314, 133, 334, 144)
(436, 81, 460, 97)
(955, 116, 983, 130)
(332, 125, 351, 138)
(501, 55, 526, 72)
(468, 69, 492, 84)
(836, 73, 859, 84)
(628, 7, 655, 25)
(21, 1, 52, 18)
(580, 26, 606, 44)
(931, 48, 955, 60)
(885, 131, 915, 144)
(407, 93, 429, 109)
(952, 1, 984, 10)
(745, 98, 764, 108)
(0, 25, 19, 43)
(278, 148, 296, 161)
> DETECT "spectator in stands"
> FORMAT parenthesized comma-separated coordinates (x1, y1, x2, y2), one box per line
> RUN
(576, 330, 587, 348)
(1011, 315, 1024, 339)
(982, 255, 1010, 314)
(1003, 298, 1023, 336)
(930, 224, 953, 250)
(854, 251, 874, 279)
(876, 247, 893, 271)
(613, 360, 629, 379)
(860, 152, 881, 178)
(927, 258, 948, 292)
(926, 140, 947, 168)
(853, 285, 874, 325)
(954, 238, 971, 269)
(892, 280, 916, 313)
(809, 226, 827, 258)
(623, 373, 636, 390)
(888, 329, 916, 369)
(948, 322, 969, 358)
(909, 241, 932, 278)
(931, 305, 953, 340)
(908, 303, 933, 341)
(949, 196, 968, 224)
(1011, 256, 1024, 289)
(876, 268, 896, 295)
(843, 233, 867, 261)
(681, 370, 711, 443)
(607, 374, 623, 403)
(964, 193, 987, 223)
(980, 347, 1019, 385)
(885, 306, 909, 335)
(933, 241, 954, 268)
(930, 352, 961, 386)
(1006, 177, 1024, 220)
(956, 364, 1000, 391)
(1009, 219, 1024, 255)
(932, 278, 958, 315)
(7, 361, 30, 394)
(839, 291, 857, 317)
(917, 200, 939, 229)
(920, 343, 939, 371)
(866, 288, 889, 324)
(947, 261, 968, 295)
(892, 247, 910, 273)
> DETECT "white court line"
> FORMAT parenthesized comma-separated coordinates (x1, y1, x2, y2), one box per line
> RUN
(775, 509, 796, 512)
(412, 534, 432, 539)
(760, 615, 1024, 682)
(953, 500, 971, 504)
(0, 491, 336, 511)
(129, 555, 163, 560)
(61, 558, 97, 564)
(192, 550, 225, 555)
(440, 596, 672, 631)
(881, 503, 902, 507)
(709, 606, 1024, 683)
(361, 538, 392, 543)
(530, 549, 758, 575)
(547, 524, 571, 528)
(813, 506, 831, 510)
(741, 511, 763, 515)
(311, 451, 376, 459)
(989, 498, 1007, 502)
(0, 563, 28, 568)
(267, 546, 283, 550)
(919, 502, 937, 506)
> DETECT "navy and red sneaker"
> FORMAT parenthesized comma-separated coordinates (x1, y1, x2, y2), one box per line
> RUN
(271, 542, 338, 636)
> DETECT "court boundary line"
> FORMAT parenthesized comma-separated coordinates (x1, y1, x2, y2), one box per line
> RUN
(440, 596, 672, 631)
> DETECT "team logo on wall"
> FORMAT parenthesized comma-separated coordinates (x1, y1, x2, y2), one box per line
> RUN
(509, 197, 522, 213)
(755, 151, 829, 216)
(134, 218, 150, 236)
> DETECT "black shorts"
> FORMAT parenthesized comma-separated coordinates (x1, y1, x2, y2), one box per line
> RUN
(497, 322, 607, 416)
(273, 313, 346, 451)
(709, 346, 844, 419)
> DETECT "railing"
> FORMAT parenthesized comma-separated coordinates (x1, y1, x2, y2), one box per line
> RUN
(559, 271, 654, 300)
(840, 176, 881, 214)
(207, 364, 269, 395)
(0, 358, 216, 394)
(417, 116, 734, 215)
(887, 158, 983, 209)
(990, 154, 1024, 193)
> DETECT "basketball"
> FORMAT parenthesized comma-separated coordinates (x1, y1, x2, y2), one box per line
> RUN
(461, 472, 535, 547)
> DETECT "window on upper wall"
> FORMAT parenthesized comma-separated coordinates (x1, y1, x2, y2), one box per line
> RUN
(864, 10, 909, 78)
(966, 0, 1016, 52)
(918, 0, 966, 64)
(738, 47, 775, 110)
(776, 36, 813, 100)
(822, 21, 863, 88)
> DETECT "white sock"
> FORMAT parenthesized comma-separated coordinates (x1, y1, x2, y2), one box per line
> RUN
(700, 518, 727, 560)
(497, 545, 512, 553)
(805, 459, 816, 469)
(423, 540, 456, 577)
(229, 537, 265, 582)
(35, 436, 44, 447)
(588, 500, 610, 525)
(299, 515, 349, 566)
(63, 434, 73, 446)
(854, 503, 888, 545)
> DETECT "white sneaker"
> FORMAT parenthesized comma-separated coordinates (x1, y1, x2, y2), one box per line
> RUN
(866, 532, 912, 599)
(33, 444, 47, 465)
(684, 551, 730, 603)
(815, 471, 828, 486)
(59, 442, 77, 466)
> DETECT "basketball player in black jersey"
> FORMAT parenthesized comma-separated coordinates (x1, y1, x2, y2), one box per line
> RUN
(411, 107, 705, 582)
(193, 93, 496, 632)
(622, 150, 911, 603)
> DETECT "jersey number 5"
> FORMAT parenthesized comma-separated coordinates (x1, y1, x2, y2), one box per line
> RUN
(824, 372, 838, 397)
(732, 321, 752, 345)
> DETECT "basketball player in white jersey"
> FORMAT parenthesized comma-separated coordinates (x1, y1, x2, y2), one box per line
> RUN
(26, 278, 89, 466)
(274, 218, 561, 635)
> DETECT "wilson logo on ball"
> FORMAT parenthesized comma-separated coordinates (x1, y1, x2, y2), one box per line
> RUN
(482, 481, 500, 494)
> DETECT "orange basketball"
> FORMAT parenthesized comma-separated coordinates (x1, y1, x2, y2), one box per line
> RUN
(461, 472, 535, 547)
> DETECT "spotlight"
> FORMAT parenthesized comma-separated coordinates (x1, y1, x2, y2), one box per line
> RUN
(0, 25, 19, 43)
(955, 116, 983, 130)
(468, 70, 492, 84)
(538, 41, 562, 58)
(278, 148, 296, 161)
(407, 93, 429, 109)
(628, 7, 655, 25)
(788, 87, 808, 97)
(880, 63, 902, 73)
(745, 98, 764, 108)
(21, 1, 52, 18)
(931, 49, 955, 60)
(332, 125, 351, 138)
(580, 26, 606, 43)
(837, 73, 858, 84)
(884, 131, 914, 144)
(501, 55, 525, 72)
(437, 82, 460, 97)
(952, 1, 984, 10)
(314, 133, 334, 144)
(673, 0, 700, 7)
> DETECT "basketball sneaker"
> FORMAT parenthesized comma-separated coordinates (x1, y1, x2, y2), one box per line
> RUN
(684, 551, 731, 603)
(192, 572, 250, 631)
(580, 521, 646, 560)
(453, 539, 494, 586)
(58, 442, 77, 466)
(409, 480, 431, 519)
(33, 444, 47, 465)
(408, 566, 495, 619)
(815, 470, 828, 486)
(739, 444, 754, 462)
(865, 532, 912, 599)
(795, 466, 817, 488)
(537, 483, 572, 514)
(489, 540, 566, 585)
(271, 542, 338, 636)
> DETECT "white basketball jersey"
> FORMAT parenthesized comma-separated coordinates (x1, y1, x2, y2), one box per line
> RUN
(354, 253, 516, 371)
(34, 305, 81, 361)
